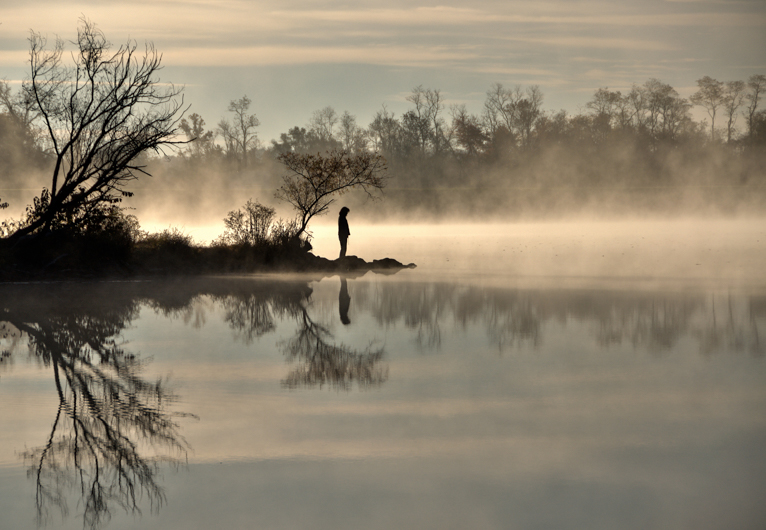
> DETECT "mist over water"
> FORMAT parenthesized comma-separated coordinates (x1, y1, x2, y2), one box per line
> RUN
(134, 217, 766, 291)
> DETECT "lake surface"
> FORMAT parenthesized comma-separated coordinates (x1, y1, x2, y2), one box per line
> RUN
(1, 220, 765, 529)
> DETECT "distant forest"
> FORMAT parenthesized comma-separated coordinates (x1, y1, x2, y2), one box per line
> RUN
(2, 74, 765, 221)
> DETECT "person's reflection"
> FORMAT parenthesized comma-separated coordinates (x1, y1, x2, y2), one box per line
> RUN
(339, 277, 351, 325)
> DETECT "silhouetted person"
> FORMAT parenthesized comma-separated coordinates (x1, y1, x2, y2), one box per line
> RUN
(339, 277, 351, 325)
(338, 206, 350, 258)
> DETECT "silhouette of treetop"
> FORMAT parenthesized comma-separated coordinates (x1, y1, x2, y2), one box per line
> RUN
(5, 18, 186, 242)
(276, 149, 387, 237)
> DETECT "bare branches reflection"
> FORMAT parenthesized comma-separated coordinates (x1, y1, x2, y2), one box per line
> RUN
(279, 304, 387, 390)
(204, 276, 389, 389)
(0, 284, 194, 529)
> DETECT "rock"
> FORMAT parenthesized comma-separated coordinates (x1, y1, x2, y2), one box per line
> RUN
(336, 255, 368, 271)
(371, 258, 417, 270)
(301, 253, 416, 273)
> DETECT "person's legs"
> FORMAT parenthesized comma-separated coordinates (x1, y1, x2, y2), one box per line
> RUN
(339, 236, 347, 258)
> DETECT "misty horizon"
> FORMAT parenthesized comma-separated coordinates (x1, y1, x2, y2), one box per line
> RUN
(2, 71, 765, 240)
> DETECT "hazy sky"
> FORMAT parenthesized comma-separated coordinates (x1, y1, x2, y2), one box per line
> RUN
(1, 0, 765, 143)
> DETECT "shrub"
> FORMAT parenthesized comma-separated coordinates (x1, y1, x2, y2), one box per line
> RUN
(214, 200, 275, 246)
(139, 227, 194, 251)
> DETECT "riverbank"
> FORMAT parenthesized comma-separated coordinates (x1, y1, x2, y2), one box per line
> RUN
(0, 234, 415, 282)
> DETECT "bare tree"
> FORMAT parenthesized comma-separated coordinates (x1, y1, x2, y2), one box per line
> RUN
(406, 86, 446, 154)
(215, 199, 276, 246)
(367, 105, 401, 154)
(309, 106, 338, 142)
(586, 87, 623, 125)
(645, 78, 692, 141)
(0, 79, 39, 130)
(4, 19, 186, 242)
(0, 80, 48, 193)
(424, 87, 446, 153)
(690, 76, 725, 140)
(516, 85, 543, 147)
(275, 149, 387, 237)
(218, 95, 259, 166)
(722, 80, 746, 143)
(744, 74, 766, 141)
(450, 104, 487, 156)
(626, 83, 648, 130)
(338, 111, 368, 153)
(483, 82, 520, 137)
(482, 83, 542, 148)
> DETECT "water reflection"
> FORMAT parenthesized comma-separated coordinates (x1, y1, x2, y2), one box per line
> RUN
(279, 303, 387, 390)
(353, 282, 763, 356)
(339, 277, 351, 325)
(213, 282, 307, 343)
(0, 284, 193, 529)
(199, 277, 388, 389)
(1, 277, 763, 528)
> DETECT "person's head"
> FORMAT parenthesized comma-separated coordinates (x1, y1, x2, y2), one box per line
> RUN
(339, 207, 350, 217)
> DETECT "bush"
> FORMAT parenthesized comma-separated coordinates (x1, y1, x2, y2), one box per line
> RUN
(138, 227, 194, 251)
(132, 227, 198, 273)
(268, 218, 304, 248)
(212, 199, 310, 252)
(0, 205, 141, 278)
(214, 200, 275, 246)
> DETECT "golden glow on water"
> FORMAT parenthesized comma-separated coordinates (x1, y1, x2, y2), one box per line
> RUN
(312, 218, 766, 288)
(141, 217, 766, 287)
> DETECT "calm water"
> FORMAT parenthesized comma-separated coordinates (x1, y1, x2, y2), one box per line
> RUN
(1, 221, 766, 529)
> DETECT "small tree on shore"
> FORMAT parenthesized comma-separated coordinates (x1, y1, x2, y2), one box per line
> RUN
(275, 149, 387, 238)
(3, 18, 185, 243)
(215, 199, 276, 246)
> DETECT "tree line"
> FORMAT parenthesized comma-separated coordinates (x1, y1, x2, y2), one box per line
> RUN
(153, 74, 766, 218)
(1, 18, 765, 236)
(170, 76, 766, 164)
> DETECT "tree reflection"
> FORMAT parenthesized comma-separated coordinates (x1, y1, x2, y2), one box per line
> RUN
(214, 283, 307, 344)
(0, 284, 192, 529)
(588, 296, 698, 353)
(348, 281, 764, 356)
(1, 277, 760, 530)
(280, 305, 387, 390)
(369, 282, 454, 350)
(695, 294, 765, 357)
(484, 292, 541, 350)
(207, 276, 388, 390)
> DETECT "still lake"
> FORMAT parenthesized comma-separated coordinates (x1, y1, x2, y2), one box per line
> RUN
(1, 220, 765, 529)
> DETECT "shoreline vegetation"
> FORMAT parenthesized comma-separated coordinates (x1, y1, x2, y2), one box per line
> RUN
(0, 224, 416, 282)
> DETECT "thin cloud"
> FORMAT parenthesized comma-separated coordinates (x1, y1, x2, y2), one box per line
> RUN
(473, 66, 559, 77)
(163, 45, 481, 67)
(0, 51, 28, 67)
(509, 36, 675, 52)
